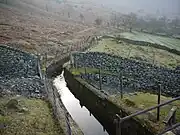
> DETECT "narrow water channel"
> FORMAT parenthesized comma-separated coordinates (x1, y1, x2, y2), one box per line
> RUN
(54, 72, 109, 135)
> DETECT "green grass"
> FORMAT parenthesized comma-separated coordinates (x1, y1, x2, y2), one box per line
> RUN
(109, 92, 180, 133)
(70, 67, 114, 75)
(121, 31, 180, 51)
(88, 38, 180, 69)
(0, 96, 64, 135)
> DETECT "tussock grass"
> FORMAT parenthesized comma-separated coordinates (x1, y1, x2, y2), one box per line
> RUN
(88, 38, 180, 69)
(0, 96, 64, 135)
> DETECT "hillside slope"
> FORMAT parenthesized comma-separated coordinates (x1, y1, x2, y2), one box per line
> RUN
(0, 0, 99, 55)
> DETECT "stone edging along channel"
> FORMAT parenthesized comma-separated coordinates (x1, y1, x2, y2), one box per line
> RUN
(63, 66, 156, 135)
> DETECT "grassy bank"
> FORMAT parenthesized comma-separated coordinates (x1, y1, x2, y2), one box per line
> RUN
(0, 96, 64, 135)
(121, 32, 180, 51)
(88, 38, 180, 69)
(109, 92, 180, 133)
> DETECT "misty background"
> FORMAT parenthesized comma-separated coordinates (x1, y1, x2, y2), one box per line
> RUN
(72, 0, 180, 17)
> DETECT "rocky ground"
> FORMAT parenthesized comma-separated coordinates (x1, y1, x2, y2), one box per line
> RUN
(0, 1, 106, 134)
(0, 45, 45, 98)
(73, 52, 180, 97)
(0, 45, 38, 78)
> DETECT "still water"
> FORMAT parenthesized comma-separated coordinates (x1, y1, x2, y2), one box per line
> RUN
(54, 72, 109, 135)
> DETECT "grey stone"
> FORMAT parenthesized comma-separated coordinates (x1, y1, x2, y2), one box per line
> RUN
(74, 52, 180, 97)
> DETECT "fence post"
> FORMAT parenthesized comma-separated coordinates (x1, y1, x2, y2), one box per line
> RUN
(115, 114, 122, 135)
(99, 68, 102, 90)
(66, 113, 71, 135)
(45, 53, 48, 77)
(74, 55, 77, 69)
(37, 55, 43, 79)
(127, 48, 131, 58)
(84, 67, 87, 79)
(119, 119, 122, 135)
(70, 53, 73, 68)
(157, 84, 161, 121)
(55, 50, 58, 58)
(153, 50, 155, 65)
(120, 72, 123, 99)
(52, 87, 57, 113)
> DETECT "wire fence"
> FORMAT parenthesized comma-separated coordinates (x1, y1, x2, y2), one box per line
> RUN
(39, 34, 98, 134)
(70, 66, 164, 97)
(35, 35, 100, 135)
(38, 34, 179, 135)
(69, 65, 180, 135)
(69, 51, 180, 135)
(46, 35, 98, 67)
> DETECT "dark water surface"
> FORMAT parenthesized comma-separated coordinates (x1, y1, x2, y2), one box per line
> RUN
(54, 72, 109, 135)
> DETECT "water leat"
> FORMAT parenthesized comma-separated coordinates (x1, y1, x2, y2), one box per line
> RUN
(54, 71, 109, 135)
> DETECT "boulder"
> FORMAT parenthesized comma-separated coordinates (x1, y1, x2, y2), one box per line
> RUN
(6, 99, 18, 109)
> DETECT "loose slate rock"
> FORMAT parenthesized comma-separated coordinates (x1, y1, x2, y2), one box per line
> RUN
(73, 52, 180, 97)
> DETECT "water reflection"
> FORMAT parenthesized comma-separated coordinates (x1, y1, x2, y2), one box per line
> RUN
(54, 72, 109, 135)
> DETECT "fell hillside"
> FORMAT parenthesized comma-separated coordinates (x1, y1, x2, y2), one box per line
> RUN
(0, 0, 99, 55)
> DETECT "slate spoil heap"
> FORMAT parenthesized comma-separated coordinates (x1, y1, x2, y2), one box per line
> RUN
(0, 45, 45, 97)
(74, 52, 180, 97)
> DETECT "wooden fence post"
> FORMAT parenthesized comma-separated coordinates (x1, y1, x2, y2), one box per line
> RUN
(115, 114, 122, 135)
(84, 67, 87, 77)
(45, 53, 47, 77)
(65, 113, 71, 135)
(99, 68, 102, 90)
(119, 72, 123, 99)
(153, 50, 155, 65)
(127, 48, 132, 58)
(157, 84, 161, 121)
(74, 55, 77, 69)
(55, 50, 58, 58)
